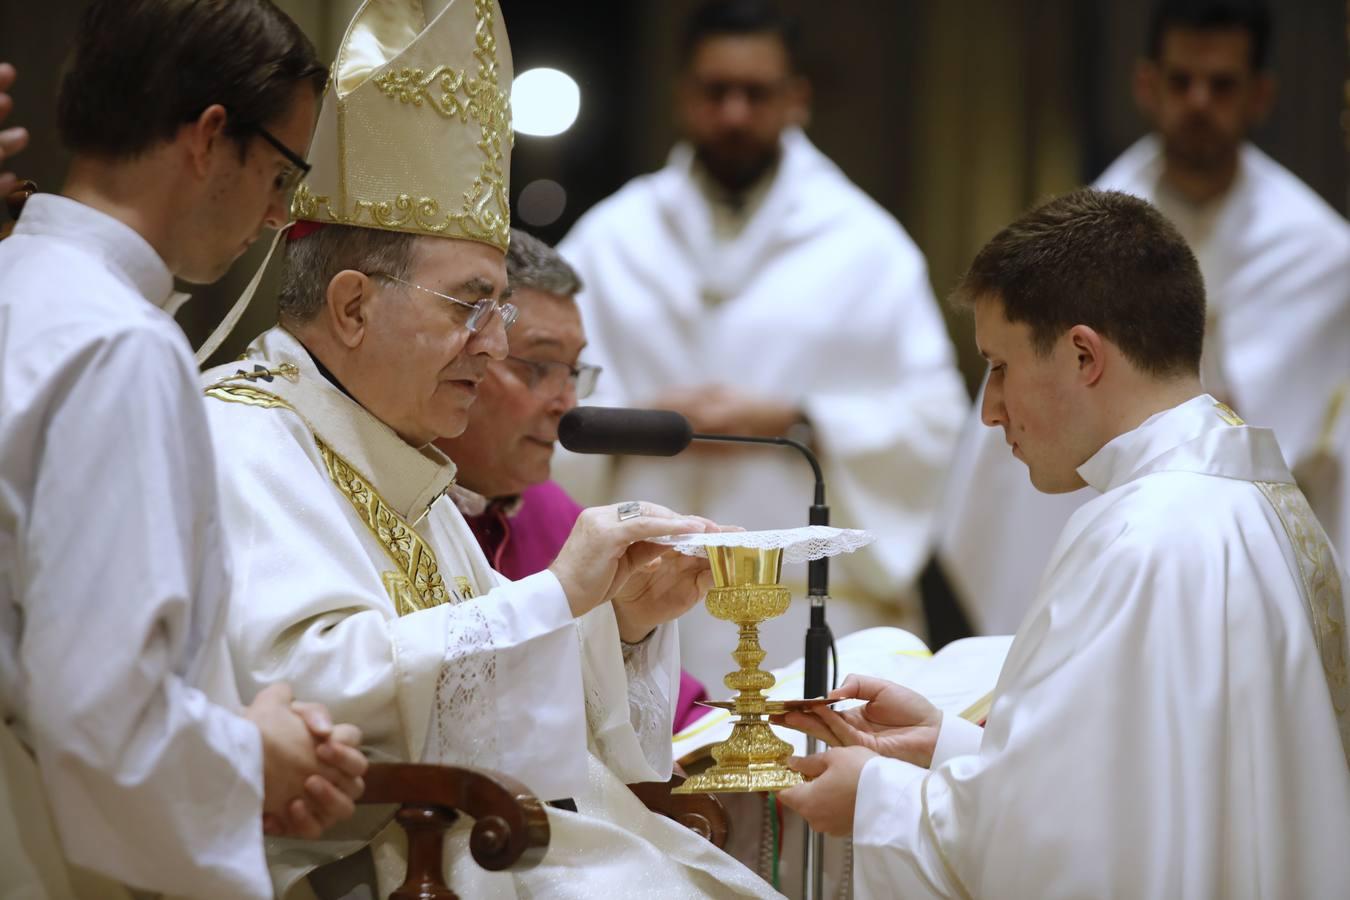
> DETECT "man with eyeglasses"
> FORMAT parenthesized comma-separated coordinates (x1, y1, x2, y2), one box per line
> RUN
(0, 2, 369, 897)
(557, 0, 968, 688)
(201, 1, 778, 896)
(436, 230, 713, 735)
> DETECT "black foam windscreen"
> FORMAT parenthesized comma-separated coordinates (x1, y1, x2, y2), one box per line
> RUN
(558, 406, 693, 456)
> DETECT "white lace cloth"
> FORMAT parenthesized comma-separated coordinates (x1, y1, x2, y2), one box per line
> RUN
(648, 525, 874, 564)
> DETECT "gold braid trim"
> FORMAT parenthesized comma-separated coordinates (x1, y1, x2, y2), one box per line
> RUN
(1256, 481, 1350, 765)
(315, 435, 452, 616)
(204, 371, 457, 617)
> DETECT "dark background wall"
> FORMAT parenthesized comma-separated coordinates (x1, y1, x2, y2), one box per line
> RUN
(2, 0, 1344, 385)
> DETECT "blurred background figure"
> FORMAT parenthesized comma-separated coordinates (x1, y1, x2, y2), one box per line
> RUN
(436, 228, 712, 732)
(932, 0, 1350, 639)
(555, 0, 969, 687)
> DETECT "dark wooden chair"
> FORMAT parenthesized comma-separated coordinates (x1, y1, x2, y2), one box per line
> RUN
(361, 762, 550, 900)
(628, 771, 730, 849)
(359, 765, 726, 900)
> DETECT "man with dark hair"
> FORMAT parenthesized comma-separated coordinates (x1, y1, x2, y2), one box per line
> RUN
(936, 0, 1350, 635)
(0, 2, 366, 897)
(559, 0, 967, 688)
(776, 188, 1350, 899)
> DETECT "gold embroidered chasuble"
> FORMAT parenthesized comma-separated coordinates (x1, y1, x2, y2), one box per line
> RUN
(201, 326, 779, 899)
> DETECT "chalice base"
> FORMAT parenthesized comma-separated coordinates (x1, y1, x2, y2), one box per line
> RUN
(674, 761, 804, 794)
(672, 720, 804, 794)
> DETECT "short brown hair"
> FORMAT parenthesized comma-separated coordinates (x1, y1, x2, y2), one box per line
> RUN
(954, 189, 1205, 377)
(278, 226, 419, 324)
(58, 0, 326, 160)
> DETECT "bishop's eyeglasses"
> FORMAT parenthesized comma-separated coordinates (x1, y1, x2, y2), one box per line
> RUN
(506, 356, 602, 399)
(368, 272, 519, 333)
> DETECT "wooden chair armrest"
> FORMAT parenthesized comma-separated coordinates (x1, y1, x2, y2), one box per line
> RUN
(628, 772, 729, 849)
(360, 762, 550, 900)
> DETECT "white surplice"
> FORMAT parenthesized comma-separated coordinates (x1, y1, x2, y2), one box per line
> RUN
(854, 394, 1350, 899)
(203, 325, 779, 899)
(0, 195, 269, 898)
(937, 136, 1350, 634)
(558, 128, 969, 687)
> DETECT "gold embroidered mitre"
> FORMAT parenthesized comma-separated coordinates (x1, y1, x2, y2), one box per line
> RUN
(291, 0, 513, 251)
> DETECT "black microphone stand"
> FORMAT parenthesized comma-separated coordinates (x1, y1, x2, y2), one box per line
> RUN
(690, 432, 830, 900)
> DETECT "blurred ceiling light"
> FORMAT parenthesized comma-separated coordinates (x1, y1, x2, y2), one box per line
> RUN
(517, 179, 568, 227)
(511, 67, 581, 137)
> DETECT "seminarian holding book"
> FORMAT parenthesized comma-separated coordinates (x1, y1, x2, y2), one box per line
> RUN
(776, 188, 1350, 900)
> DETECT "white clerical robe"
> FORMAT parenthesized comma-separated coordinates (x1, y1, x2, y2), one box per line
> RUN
(855, 394, 1350, 899)
(558, 128, 969, 687)
(937, 136, 1350, 634)
(0, 194, 270, 897)
(203, 326, 779, 899)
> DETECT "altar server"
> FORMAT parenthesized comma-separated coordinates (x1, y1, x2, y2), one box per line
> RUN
(779, 188, 1350, 900)
(0, 2, 366, 897)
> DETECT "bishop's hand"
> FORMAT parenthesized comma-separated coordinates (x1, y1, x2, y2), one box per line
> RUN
(549, 502, 714, 620)
(774, 673, 943, 769)
(611, 550, 713, 643)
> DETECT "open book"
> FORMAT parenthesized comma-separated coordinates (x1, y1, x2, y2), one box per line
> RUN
(672, 627, 1012, 763)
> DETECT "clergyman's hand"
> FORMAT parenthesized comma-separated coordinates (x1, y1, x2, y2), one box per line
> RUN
(774, 674, 942, 768)
(549, 502, 713, 619)
(275, 703, 369, 838)
(777, 746, 876, 837)
(244, 683, 322, 829)
(648, 383, 801, 439)
(611, 551, 713, 643)
(0, 63, 30, 197)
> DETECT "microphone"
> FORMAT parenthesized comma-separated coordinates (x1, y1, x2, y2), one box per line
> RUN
(557, 406, 692, 456)
(559, 405, 835, 696)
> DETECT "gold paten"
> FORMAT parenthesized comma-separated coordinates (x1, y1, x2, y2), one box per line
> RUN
(673, 545, 804, 794)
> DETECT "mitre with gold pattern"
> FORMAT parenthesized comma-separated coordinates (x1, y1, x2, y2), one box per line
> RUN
(291, 0, 513, 252)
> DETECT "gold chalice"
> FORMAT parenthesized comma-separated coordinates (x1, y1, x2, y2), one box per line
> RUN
(673, 544, 803, 794)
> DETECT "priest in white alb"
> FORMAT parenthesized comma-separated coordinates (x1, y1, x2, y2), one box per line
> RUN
(555, 0, 968, 685)
(777, 188, 1350, 899)
(935, 0, 1350, 635)
(203, 1, 779, 897)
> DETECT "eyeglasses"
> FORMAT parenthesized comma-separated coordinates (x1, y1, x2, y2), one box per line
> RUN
(506, 356, 602, 399)
(368, 272, 518, 333)
(250, 123, 311, 198)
